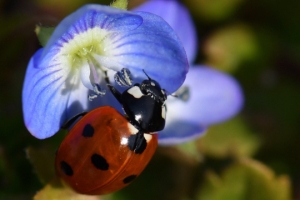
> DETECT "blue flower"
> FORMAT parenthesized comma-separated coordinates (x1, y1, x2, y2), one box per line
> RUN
(133, 0, 244, 144)
(22, 4, 188, 139)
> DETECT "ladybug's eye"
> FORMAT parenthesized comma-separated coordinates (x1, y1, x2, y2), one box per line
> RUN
(140, 80, 151, 94)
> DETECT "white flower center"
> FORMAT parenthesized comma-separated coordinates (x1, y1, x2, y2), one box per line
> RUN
(57, 27, 113, 100)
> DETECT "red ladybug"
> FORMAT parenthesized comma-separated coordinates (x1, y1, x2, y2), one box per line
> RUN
(56, 68, 167, 195)
(55, 106, 158, 195)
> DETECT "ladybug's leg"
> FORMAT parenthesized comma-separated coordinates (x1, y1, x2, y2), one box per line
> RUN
(62, 112, 88, 129)
(104, 71, 123, 104)
(172, 85, 190, 102)
(127, 131, 147, 154)
(104, 70, 112, 85)
(106, 84, 123, 103)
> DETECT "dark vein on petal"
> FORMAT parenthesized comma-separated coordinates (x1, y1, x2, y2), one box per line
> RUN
(112, 39, 169, 50)
(73, 24, 80, 35)
(109, 31, 175, 46)
(27, 68, 63, 101)
(90, 11, 95, 28)
(112, 52, 174, 63)
(26, 75, 64, 126)
(34, 77, 67, 135)
(100, 13, 110, 29)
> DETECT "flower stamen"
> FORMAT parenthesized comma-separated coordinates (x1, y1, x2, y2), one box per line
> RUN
(88, 59, 100, 86)
(87, 59, 106, 101)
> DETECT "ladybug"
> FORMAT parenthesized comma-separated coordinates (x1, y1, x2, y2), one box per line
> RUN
(55, 68, 167, 195)
(55, 106, 158, 195)
(105, 68, 167, 133)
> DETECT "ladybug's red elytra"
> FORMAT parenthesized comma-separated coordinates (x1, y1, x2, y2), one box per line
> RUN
(55, 106, 158, 195)
(55, 68, 167, 195)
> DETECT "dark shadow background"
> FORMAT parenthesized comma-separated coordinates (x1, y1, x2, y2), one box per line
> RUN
(0, 0, 300, 199)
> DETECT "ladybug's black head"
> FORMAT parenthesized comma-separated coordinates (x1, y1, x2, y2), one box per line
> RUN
(140, 71, 167, 104)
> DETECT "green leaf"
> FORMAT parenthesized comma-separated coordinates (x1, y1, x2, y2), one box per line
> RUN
(176, 141, 203, 164)
(197, 158, 292, 200)
(197, 117, 261, 158)
(203, 24, 258, 72)
(184, 0, 243, 21)
(35, 25, 55, 47)
(34, 178, 101, 200)
(26, 146, 56, 184)
(153, 143, 203, 167)
(110, 0, 128, 10)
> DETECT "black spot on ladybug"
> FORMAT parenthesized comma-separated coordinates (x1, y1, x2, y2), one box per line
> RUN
(91, 154, 109, 170)
(82, 124, 94, 137)
(128, 132, 147, 154)
(123, 175, 137, 184)
(60, 161, 73, 176)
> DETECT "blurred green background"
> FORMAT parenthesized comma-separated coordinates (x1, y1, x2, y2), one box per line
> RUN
(0, 0, 299, 199)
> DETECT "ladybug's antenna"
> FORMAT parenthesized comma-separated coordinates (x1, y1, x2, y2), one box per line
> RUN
(142, 69, 152, 80)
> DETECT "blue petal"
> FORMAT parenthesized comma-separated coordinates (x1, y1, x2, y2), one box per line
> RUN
(133, 0, 197, 63)
(109, 11, 188, 93)
(43, 4, 143, 57)
(23, 49, 67, 139)
(22, 51, 118, 139)
(23, 4, 189, 139)
(22, 51, 119, 139)
(44, 4, 188, 93)
(158, 66, 244, 145)
(158, 121, 207, 145)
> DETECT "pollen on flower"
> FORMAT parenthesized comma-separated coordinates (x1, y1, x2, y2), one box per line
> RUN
(55, 27, 113, 99)
(77, 45, 94, 57)
(58, 27, 111, 71)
